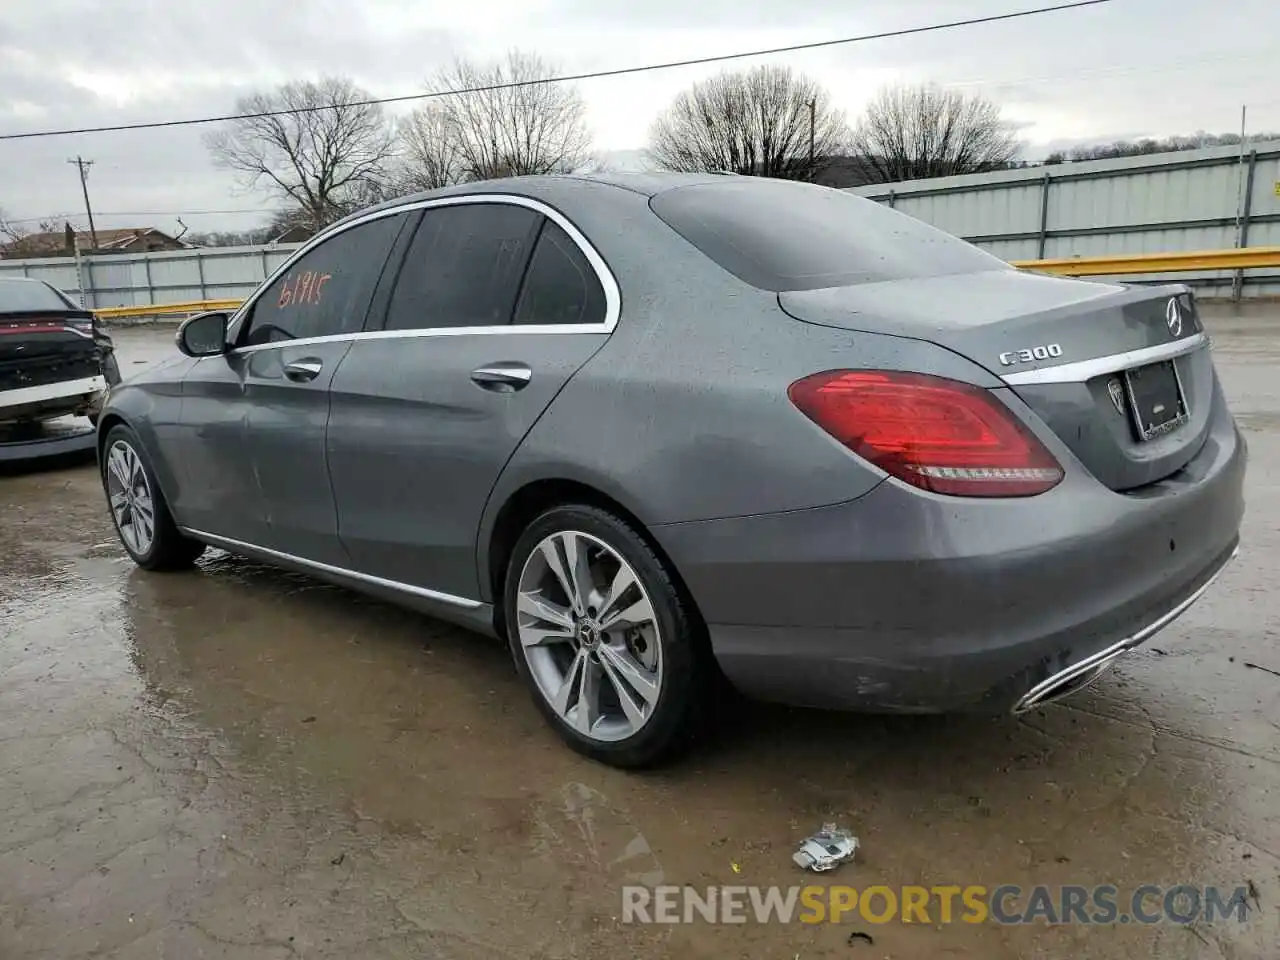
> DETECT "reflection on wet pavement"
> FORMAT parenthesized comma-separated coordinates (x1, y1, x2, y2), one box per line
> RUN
(1, 315, 1277, 958)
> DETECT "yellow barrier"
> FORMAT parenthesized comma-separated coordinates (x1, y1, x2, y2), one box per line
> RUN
(91, 247, 1280, 320)
(93, 299, 243, 320)
(1013, 246, 1280, 276)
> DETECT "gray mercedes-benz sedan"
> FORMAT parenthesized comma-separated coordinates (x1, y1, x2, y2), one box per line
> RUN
(98, 173, 1245, 767)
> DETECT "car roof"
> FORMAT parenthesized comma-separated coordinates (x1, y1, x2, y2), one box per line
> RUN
(331, 171, 752, 230)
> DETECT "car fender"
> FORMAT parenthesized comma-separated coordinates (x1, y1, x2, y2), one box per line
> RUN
(97, 381, 184, 512)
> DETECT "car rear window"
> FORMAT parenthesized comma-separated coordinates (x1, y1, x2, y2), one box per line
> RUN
(0, 279, 76, 312)
(649, 179, 1007, 292)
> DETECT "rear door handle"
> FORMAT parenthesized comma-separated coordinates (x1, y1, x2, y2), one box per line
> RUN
(470, 363, 532, 392)
(284, 358, 324, 382)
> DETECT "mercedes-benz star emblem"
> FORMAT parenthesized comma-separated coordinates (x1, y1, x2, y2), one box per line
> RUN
(1166, 298, 1183, 337)
(1107, 377, 1126, 415)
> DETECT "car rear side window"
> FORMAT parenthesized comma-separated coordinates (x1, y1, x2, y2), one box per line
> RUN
(513, 221, 606, 326)
(0, 279, 76, 313)
(383, 203, 541, 331)
(649, 179, 1007, 292)
(240, 213, 405, 346)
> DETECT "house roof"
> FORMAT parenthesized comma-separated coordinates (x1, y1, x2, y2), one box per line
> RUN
(1, 227, 187, 257)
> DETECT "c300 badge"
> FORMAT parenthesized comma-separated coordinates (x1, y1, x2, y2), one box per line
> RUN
(999, 343, 1063, 366)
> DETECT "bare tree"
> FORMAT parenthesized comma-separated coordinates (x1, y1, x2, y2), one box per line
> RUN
(1045, 130, 1280, 163)
(0, 209, 59, 243)
(850, 85, 1019, 183)
(647, 66, 848, 180)
(204, 77, 397, 230)
(0, 207, 26, 244)
(396, 103, 464, 191)
(0, 211, 78, 257)
(424, 51, 592, 180)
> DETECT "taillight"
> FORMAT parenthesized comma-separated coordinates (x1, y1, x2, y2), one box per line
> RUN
(788, 370, 1064, 497)
(65, 317, 95, 338)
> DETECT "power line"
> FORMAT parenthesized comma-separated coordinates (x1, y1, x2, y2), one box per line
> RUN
(0, 0, 1116, 142)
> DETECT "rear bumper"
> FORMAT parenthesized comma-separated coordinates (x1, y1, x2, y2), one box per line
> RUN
(651, 402, 1246, 713)
(1011, 541, 1236, 712)
(0, 421, 98, 463)
(0, 375, 107, 422)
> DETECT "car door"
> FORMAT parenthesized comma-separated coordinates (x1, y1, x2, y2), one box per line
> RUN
(327, 197, 616, 601)
(178, 211, 409, 561)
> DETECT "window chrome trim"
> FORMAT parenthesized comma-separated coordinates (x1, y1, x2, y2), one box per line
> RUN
(226, 192, 620, 354)
(179, 527, 483, 609)
(1000, 332, 1209, 386)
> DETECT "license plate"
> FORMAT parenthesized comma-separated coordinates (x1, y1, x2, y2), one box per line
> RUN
(1124, 360, 1188, 441)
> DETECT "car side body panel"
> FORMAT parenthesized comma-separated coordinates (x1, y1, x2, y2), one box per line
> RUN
(329, 331, 609, 599)
(241, 340, 356, 565)
(163, 352, 271, 548)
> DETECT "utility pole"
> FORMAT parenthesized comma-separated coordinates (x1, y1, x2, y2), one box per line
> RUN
(807, 98, 817, 181)
(1233, 104, 1249, 245)
(67, 156, 98, 251)
(1232, 104, 1250, 302)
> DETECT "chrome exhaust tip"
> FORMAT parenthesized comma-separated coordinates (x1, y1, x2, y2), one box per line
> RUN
(1011, 544, 1239, 715)
(1012, 657, 1119, 714)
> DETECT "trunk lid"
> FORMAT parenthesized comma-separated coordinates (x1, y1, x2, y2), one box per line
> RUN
(779, 270, 1214, 491)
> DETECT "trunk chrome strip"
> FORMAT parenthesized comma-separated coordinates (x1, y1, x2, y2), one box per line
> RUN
(178, 527, 483, 609)
(1001, 332, 1209, 386)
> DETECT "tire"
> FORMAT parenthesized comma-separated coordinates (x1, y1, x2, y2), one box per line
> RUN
(504, 504, 706, 769)
(101, 424, 205, 571)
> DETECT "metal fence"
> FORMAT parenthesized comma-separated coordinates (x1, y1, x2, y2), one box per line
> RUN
(848, 140, 1280, 298)
(0, 242, 303, 310)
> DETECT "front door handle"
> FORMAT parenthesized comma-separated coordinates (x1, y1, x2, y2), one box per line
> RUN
(470, 363, 532, 392)
(284, 358, 324, 382)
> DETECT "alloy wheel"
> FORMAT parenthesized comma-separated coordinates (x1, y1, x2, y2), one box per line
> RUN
(516, 530, 664, 742)
(105, 439, 156, 556)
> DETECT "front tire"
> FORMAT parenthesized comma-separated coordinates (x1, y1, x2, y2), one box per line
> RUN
(504, 504, 706, 769)
(101, 424, 205, 571)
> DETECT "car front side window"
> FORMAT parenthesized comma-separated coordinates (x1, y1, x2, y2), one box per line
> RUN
(239, 213, 405, 347)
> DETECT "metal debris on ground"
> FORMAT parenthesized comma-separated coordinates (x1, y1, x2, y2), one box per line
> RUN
(792, 823, 859, 872)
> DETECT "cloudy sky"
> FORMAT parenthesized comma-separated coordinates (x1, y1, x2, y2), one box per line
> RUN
(2, 0, 1277, 236)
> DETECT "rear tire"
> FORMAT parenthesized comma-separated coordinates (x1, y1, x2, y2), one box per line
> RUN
(504, 504, 706, 769)
(101, 424, 205, 571)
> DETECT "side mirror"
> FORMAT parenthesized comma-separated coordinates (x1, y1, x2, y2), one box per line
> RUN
(176, 311, 231, 357)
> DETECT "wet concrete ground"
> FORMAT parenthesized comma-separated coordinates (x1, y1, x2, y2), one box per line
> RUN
(2, 315, 1277, 959)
